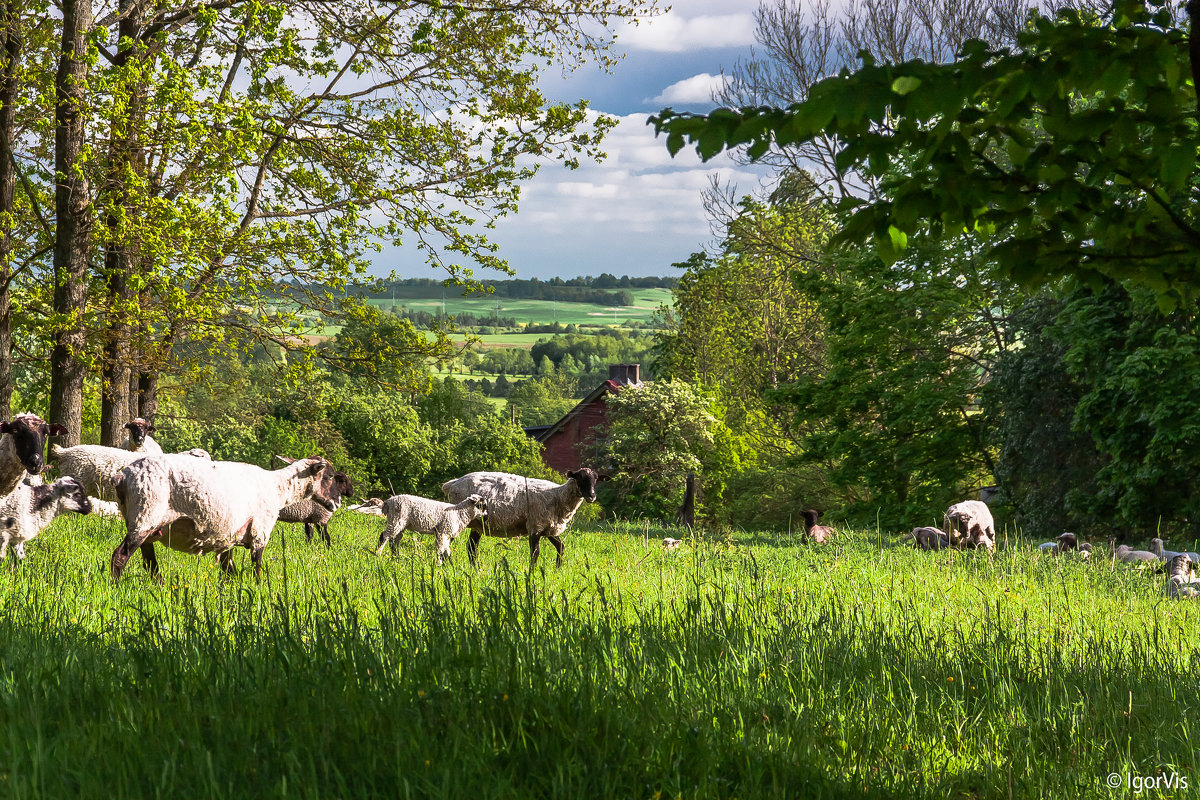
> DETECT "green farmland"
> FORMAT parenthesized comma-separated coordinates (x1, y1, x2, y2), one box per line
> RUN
(0, 511, 1193, 798)
(367, 287, 673, 328)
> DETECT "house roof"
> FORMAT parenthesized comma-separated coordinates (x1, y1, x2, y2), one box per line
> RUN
(526, 379, 625, 443)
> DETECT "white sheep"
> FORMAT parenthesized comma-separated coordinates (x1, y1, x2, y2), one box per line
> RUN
(347, 498, 384, 516)
(52, 442, 210, 499)
(0, 477, 91, 561)
(944, 500, 996, 551)
(88, 497, 121, 517)
(441, 468, 608, 568)
(1149, 538, 1200, 563)
(1166, 555, 1200, 598)
(375, 494, 488, 562)
(1114, 544, 1160, 564)
(109, 454, 340, 581)
(662, 537, 682, 550)
(120, 418, 163, 455)
(0, 413, 67, 496)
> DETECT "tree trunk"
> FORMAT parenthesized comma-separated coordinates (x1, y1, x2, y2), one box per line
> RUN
(49, 0, 92, 445)
(0, 0, 20, 420)
(137, 369, 157, 422)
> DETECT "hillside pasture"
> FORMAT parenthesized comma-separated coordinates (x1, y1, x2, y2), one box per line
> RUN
(366, 287, 673, 328)
(0, 512, 1191, 798)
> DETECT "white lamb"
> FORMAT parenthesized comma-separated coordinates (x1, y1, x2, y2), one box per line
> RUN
(441, 468, 608, 567)
(1114, 544, 1160, 564)
(0, 413, 67, 495)
(109, 454, 340, 581)
(52, 442, 210, 499)
(944, 500, 996, 551)
(0, 477, 91, 560)
(375, 494, 488, 562)
(120, 418, 163, 454)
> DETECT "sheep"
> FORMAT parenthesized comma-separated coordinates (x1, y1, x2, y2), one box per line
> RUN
(662, 537, 682, 550)
(1166, 555, 1200, 598)
(51, 442, 210, 499)
(0, 413, 67, 496)
(88, 497, 121, 517)
(347, 498, 384, 516)
(374, 493, 488, 562)
(0, 477, 91, 561)
(120, 418, 163, 455)
(799, 509, 834, 543)
(909, 526, 949, 551)
(1113, 544, 1160, 564)
(274, 457, 354, 546)
(109, 454, 340, 581)
(1149, 538, 1200, 563)
(441, 468, 608, 568)
(1038, 532, 1086, 554)
(944, 500, 996, 551)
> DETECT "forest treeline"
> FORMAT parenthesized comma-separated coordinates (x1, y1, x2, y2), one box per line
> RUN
(350, 276, 679, 307)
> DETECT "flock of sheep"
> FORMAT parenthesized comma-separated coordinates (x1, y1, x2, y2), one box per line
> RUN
(1, 411, 1199, 596)
(0, 412, 611, 579)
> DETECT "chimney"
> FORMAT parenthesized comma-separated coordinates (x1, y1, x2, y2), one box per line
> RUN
(608, 363, 641, 385)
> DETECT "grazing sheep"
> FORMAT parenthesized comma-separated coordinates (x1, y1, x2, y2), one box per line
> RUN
(1114, 544, 1160, 564)
(1039, 532, 1085, 554)
(273, 457, 354, 546)
(1166, 555, 1200, 598)
(1149, 538, 1200, 563)
(799, 509, 834, 543)
(375, 494, 488, 562)
(109, 454, 340, 581)
(0, 477, 91, 561)
(52, 443, 210, 499)
(909, 526, 949, 551)
(120, 418, 163, 455)
(441, 468, 609, 568)
(944, 500, 996, 551)
(662, 537, 682, 550)
(0, 413, 67, 496)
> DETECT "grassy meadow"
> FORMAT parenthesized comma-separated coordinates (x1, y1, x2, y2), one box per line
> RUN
(365, 287, 673, 328)
(0, 513, 1195, 798)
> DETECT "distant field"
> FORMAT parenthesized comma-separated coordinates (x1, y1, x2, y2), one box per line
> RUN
(365, 287, 673, 327)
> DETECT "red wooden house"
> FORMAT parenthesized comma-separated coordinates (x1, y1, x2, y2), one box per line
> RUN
(524, 364, 641, 474)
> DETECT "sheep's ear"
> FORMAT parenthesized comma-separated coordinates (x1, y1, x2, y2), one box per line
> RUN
(146, 423, 155, 432)
(47, 424, 67, 436)
(598, 474, 612, 482)
(274, 454, 296, 465)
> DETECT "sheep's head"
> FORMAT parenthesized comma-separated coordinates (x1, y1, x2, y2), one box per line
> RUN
(799, 509, 821, 532)
(1, 413, 67, 475)
(122, 417, 155, 447)
(297, 457, 340, 511)
(464, 493, 488, 522)
(566, 467, 609, 503)
(1057, 532, 1078, 551)
(1150, 537, 1166, 556)
(55, 477, 91, 515)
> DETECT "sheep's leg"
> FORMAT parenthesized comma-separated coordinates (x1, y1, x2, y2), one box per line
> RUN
(216, 549, 238, 576)
(112, 529, 158, 581)
(320, 524, 332, 548)
(139, 543, 162, 582)
(0, 535, 7, 561)
(435, 534, 452, 565)
(250, 544, 266, 580)
(528, 534, 542, 568)
(303, 522, 315, 544)
(545, 534, 565, 568)
(466, 529, 483, 564)
(376, 521, 403, 557)
(12, 542, 24, 561)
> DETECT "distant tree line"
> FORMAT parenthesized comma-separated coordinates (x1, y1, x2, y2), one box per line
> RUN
(355, 275, 678, 305)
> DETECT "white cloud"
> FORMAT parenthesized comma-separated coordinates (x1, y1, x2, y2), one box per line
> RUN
(650, 72, 728, 105)
(621, 14, 756, 53)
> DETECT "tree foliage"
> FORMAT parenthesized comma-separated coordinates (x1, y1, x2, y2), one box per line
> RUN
(653, 0, 1200, 297)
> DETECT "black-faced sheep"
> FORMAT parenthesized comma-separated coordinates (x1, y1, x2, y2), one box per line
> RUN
(375, 494, 488, 562)
(121, 418, 163, 454)
(441, 468, 608, 568)
(799, 509, 834, 543)
(274, 457, 354, 546)
(0, 477, 91, 560)
(0, 413, 67, 496)
(944, 500, 996, 551)
(109, 454, 340, 581)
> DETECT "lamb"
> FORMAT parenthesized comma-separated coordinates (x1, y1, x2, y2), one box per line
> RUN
(120, 418, 162, 455)
(109, 454, 340, 581)
(441, 468, 608, 567)
(799, 509, 834, 543)
(944, 500, 996, 551)
(0, 477, 91, 561)
(1039, 532, 1086, 554)
(0, 413, 67, 496)
(347, 498, 384, 516)
(88, 497, 121, 517)
(1149, 538, 1200, 563)
(662, 537, 682, 550)
(375, 493, 488, 562)
(909, 526, 949, 550)
(274, 457, 354, 546)
(51, 442, 210, 499)
(1166, 555, 1200, 598)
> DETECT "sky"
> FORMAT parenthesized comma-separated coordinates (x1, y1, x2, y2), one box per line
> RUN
(381, 1, 774, 283)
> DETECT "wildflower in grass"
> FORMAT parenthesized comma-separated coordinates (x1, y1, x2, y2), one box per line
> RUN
(947, 677, 954, 682)
(418, 690, 425, 697)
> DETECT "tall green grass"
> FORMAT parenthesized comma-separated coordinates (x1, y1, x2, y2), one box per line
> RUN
(0, 514, 1192, 798)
